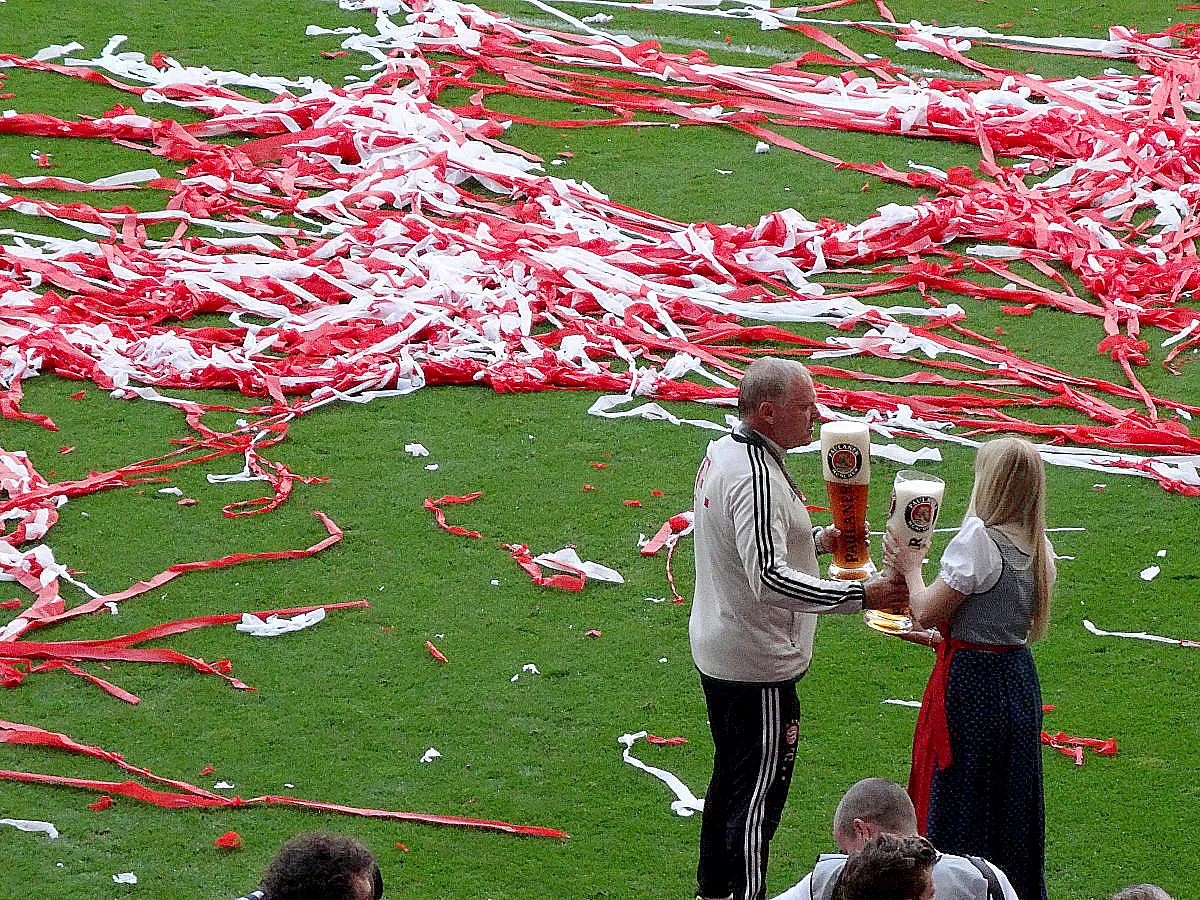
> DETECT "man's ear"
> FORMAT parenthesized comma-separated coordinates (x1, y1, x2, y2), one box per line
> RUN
(852, 817, 874, 848)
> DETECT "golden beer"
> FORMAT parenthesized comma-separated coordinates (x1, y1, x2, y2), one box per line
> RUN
(820, 422, 873, 581)
(828, 481, 870, 571)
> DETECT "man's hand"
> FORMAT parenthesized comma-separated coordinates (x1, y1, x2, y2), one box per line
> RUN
(815, 524, 838, 555)
(862, 566, 908, 612)
(816, 521, 871, 556)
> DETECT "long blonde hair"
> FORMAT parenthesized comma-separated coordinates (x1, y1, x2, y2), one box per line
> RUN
(965, 437, 1053, 642)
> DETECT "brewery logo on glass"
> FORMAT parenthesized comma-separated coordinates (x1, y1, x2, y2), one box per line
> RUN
(826, 443, 863, 480)
(904, 496, 939, 533)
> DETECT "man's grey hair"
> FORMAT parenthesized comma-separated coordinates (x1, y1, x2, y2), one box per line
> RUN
(1112, 886, 1173, 900)
(738, 357, 811, 420)
(833, 778, 919, 841)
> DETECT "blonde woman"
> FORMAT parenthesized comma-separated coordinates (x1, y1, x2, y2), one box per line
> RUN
(886, 438, 1055, 900)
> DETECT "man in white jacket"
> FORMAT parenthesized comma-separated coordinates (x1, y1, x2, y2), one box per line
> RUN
(690, 358, 906, 900)
(771, 778, 1019, 900)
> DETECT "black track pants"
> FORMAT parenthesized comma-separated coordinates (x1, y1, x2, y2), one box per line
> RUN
(697, 674, 802, 900)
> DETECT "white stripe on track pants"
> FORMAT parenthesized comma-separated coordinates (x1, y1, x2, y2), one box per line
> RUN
(697, 674, 802, 900)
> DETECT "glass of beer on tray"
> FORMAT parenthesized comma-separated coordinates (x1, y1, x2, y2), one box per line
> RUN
(866, 469, 945, 635)
(820, 421, 874, 581)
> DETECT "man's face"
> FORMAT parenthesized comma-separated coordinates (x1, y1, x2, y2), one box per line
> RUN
(762, 377, 818, 450)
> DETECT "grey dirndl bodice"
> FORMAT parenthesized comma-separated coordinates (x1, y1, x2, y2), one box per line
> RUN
(948, 527, 1036, 646)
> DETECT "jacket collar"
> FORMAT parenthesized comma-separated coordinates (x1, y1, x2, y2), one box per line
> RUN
(732, 420, 787, 467)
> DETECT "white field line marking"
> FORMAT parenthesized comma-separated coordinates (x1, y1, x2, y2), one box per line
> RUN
(516, 0, 1147, 55)
(506, 9, 984, 76)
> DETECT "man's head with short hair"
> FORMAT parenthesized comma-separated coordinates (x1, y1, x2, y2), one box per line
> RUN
(259, 832, 380, 900)
(832, 777, 920, 853)
(738, 357, 817, 450)
(1112, 886, 1173, 900)
(830, 833, 936, 900)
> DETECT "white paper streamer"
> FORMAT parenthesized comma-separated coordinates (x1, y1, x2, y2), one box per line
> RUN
(235, 608, 326, 637)
(533, 547, 624, 583)
(1082, 619, 1197, 647)
(0, 818, 59, 840)
(618, 731, 704, 817)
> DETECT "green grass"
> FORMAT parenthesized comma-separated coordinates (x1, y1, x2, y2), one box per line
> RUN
(1, 1, 1198, 899)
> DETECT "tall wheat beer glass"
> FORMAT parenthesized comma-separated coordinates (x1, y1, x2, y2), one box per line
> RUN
(866, 469, 945, 634)
(820, 422, 874, 581)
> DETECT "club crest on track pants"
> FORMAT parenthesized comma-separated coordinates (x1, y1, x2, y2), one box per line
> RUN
(698, 674, 802, 900)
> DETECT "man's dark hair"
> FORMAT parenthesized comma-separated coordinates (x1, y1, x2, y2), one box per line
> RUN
(831, 833, 936, 900)
(259, 831, 378, 900)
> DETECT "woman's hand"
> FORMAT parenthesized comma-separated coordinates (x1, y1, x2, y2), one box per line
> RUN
(893, 626, 943, 649)
(883, 529, 926, 576)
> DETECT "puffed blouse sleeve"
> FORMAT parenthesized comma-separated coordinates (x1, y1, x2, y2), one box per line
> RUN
(938, 516, 1002, 595)
(1045, 536, 1058, 589)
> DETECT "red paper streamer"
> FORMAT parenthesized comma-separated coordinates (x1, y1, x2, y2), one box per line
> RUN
(214, 831, 243, 848)
(645, 735, 688, 745)
(504, 544, 585, 592)
(9, 512, 344, 638)
(0, 720, 569, 839)
(424, 493, 483, 538)
(1040, 729, 1118, 765)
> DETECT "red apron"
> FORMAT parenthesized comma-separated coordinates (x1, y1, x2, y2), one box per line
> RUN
(908, 637, 1022, 834)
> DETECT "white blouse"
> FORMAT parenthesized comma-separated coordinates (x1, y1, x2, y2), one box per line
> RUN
(939, 516, 1056, 595)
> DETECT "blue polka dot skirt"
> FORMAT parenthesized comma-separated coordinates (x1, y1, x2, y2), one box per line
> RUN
(927, 647, 1046, 900)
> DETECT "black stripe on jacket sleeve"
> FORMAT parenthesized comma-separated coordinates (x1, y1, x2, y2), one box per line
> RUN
(747, 443, 862, 608)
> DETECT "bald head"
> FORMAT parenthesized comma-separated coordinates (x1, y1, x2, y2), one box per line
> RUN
(833, 779, 919, 853)
(1112, 887, 1173, 900)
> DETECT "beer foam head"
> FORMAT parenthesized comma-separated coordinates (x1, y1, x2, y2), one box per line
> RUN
(888, 474, 945, 541)
(893, 478, 945, 504)
(820, 421, 870, 485)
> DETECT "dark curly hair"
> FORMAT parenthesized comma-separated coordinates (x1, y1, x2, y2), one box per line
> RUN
(259, 832, 379, 900)
(831, 833, 936, 900)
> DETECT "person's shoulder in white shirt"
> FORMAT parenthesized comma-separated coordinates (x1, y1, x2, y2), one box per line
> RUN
(939, 516, 1002, 595)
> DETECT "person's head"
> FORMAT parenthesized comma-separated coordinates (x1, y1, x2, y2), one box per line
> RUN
(1111, 886, 1173, 900)
(259, 832, 381, 900)
(738, 357, 817, 450)
(968, 437, 1045, 535)
(832, 778, 919, 853)
(967, 436, 1053, 640)
(830, 833, 936, 900)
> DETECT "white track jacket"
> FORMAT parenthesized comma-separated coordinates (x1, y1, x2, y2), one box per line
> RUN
(689, 424, 865, 683)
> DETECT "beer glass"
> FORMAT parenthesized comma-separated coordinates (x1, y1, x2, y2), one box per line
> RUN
(820, 422, 874, 581)
(866, 469, 945, 634)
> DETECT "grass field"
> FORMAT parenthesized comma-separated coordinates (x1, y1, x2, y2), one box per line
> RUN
(1, 1, 1198, 898)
